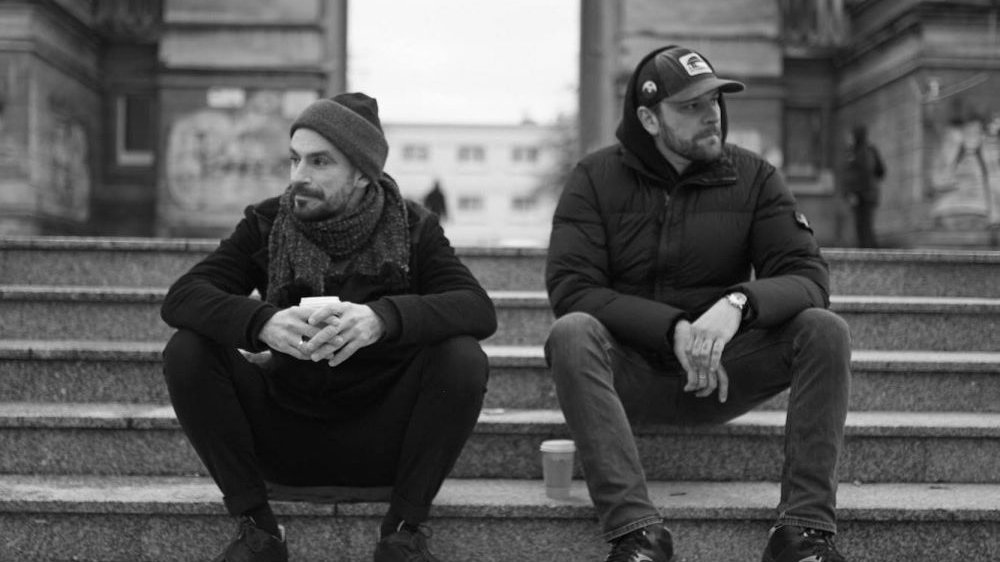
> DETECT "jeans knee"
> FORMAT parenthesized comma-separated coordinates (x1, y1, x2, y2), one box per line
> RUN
(422, 336, 488, 398)
(546, 312, 604, 355)
(792, 308, 852, 355)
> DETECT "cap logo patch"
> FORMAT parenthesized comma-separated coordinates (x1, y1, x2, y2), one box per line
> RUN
(641, 80, 658, 96)
(679, 53, 712, 76)
(795, 212, 811, 230)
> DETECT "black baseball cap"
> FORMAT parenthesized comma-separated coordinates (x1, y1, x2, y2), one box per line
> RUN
(635, 45, 745, 107)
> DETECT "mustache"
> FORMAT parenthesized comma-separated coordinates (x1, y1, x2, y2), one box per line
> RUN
(694, 127, 722, 141)
(289, 182, 323, 199)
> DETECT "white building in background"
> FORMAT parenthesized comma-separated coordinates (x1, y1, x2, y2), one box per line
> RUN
(383, 122, 560, 247)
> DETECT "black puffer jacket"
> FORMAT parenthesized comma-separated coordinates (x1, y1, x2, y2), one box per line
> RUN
(546, 46, 829, 362)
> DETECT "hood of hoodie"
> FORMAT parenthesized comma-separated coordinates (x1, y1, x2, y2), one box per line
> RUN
(615, 45, 733, 183)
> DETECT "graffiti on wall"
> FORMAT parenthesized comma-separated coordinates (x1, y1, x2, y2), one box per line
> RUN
(0, 60, 28, 181)
(38, 96, 90, 222)
(164, 90, 302, 221)
(924, 86, 1000, 230)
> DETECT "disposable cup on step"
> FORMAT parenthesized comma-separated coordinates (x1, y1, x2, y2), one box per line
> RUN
(540, 439, 575, 500)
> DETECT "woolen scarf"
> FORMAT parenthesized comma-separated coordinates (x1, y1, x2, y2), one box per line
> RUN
(266, 177, 410, 307)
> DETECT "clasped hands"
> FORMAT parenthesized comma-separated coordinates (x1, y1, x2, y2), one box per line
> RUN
(258, 301, 385, 367)
(672, 298, 742, 403)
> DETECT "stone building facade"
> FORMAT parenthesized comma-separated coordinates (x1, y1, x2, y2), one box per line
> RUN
(0, 0, 997, 246)
(581, 0, 1000, 247)
(0, 0, 345, 237)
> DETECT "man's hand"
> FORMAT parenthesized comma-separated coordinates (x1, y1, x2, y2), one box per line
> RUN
(258, 307, 323, 360)
(672, 298, 742, 402)
(299, 301, 385, 367)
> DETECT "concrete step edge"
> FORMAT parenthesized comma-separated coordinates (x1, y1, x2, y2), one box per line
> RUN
(6, 236, 1000, 263)
(3, 340, 999, 374)
(1, 403, 998, 437)
(1, 474, 997, 522)
(4, 286, 1000, 313)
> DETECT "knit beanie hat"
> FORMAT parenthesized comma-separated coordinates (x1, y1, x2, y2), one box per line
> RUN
(290, 92, 389, 182)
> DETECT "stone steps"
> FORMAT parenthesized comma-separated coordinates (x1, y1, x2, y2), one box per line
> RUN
(2, 403, 998, 484)
(2, 286, 999, 350)
(3, 236, 1000, 560)
(3, 236, 1000, 297)
(2, 340, 999, 413)
(0, 474, 996, 561)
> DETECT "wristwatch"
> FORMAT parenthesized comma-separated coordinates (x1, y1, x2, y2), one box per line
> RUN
(724, 292, 748, 318)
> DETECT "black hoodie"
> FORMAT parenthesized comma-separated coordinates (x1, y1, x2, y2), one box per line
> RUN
(546, 47, 830, 362)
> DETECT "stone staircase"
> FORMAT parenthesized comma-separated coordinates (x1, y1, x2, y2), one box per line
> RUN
(0, 236, 998, 561)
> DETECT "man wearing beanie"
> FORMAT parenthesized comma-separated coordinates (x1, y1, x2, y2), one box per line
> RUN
(545, 46, 851, 561)
(161, 92, 496, 562)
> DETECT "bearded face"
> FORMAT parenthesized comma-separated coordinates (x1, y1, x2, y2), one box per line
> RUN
(653, 92, 724, 163)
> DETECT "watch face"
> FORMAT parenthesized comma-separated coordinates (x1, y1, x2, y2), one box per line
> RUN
(729, 293, 747, 308)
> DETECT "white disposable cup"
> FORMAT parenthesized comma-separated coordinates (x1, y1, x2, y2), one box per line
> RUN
(299, 296, 341, 333)
(299, 296, 341, 308)
(540, 439, 575, 499)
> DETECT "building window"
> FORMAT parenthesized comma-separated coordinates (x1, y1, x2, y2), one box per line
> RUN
(511, 195, 537, 211)
(402, 144, 429, 161)
(784, 106, 823, 179)
(457, 145, 485, 162)
(512, 145, 539, 163)
(457, 195, 484, 211)
(116, 94, 155, 166)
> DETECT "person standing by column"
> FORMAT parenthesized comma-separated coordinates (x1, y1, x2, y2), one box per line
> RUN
(843, 124, 886, 248)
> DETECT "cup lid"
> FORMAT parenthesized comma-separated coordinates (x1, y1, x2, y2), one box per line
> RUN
(539, 439, 576, 453)
(300, 296, 341, 306)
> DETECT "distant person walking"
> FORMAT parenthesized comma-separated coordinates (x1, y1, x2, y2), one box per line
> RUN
(422, 180, 448, 221)
(843, 125, 886, 248)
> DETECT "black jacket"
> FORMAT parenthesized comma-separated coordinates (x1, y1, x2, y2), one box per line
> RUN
(546, 46, 829, 363)
(162, 193, 497, 418)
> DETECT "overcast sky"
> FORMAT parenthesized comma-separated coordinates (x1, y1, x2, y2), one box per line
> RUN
(348, 0, 579, 125)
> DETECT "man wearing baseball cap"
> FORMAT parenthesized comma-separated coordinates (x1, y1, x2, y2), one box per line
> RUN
(545, 45, 851, 561)
(161, 92, 496, 561)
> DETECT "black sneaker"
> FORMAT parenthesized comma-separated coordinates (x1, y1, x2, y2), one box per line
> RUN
(212, 516, 288, 562)
(374, 524, 441, 562)
(761, 525, 846, 562)
(605, 523, 674, 562)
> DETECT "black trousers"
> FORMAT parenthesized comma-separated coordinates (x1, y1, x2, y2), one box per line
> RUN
(162, 330, 488, 525)
(853, 201, 878, 248)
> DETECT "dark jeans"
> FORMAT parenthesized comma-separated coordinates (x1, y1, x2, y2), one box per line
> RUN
(545, 309, 851, 541)
(163, 330, 488, 525)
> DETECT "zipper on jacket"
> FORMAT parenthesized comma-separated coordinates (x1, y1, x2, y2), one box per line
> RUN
(653, 190, 671, 302)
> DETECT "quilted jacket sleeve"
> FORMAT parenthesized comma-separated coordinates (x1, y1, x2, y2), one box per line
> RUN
(730, 166, 830, 328)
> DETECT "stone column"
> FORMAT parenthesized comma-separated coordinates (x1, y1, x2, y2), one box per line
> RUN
(578, 0, 621, 156)
(326, 0, 348, 94)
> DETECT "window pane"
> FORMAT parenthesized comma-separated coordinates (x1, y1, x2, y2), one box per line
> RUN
(785, 107, 822, 178)
(124, 95, 155, 152)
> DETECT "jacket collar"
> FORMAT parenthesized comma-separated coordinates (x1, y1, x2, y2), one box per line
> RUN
(621, 144, 738, 189)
